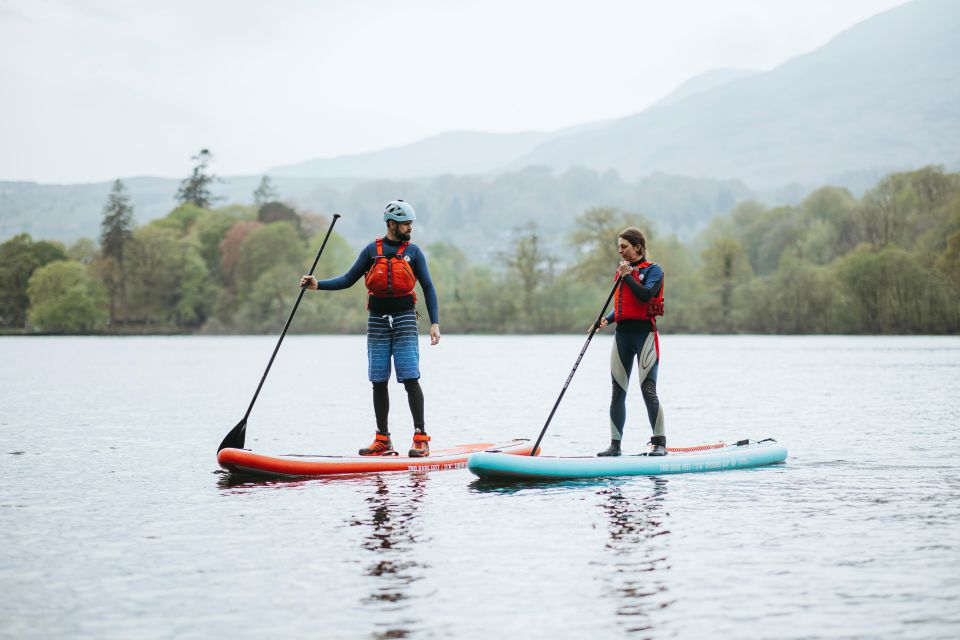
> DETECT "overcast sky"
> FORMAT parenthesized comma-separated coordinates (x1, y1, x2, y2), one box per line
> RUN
(0, 0, 909, 184)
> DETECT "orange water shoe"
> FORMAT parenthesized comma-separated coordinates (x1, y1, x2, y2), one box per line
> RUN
(408, 433, 430, 458)
(359, 433, 395, 456)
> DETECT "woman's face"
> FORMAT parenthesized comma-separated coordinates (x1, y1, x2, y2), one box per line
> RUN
(617, 237, 642, 262)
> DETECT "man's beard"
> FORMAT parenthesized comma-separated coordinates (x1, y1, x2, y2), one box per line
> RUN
(398, 230, 411, 242)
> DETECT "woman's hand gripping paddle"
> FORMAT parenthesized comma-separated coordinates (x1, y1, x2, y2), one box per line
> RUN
(530, 276, 622, 455)
(217, 214, 342, 453)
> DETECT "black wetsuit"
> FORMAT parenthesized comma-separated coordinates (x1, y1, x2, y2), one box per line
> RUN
(604, 262, 665, 447)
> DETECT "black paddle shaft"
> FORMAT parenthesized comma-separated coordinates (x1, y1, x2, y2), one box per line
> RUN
(530, 276, 622, 455)
(217, 213, 342, 452)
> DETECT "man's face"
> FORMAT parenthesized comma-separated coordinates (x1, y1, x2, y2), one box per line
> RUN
(393, 221, 413, 242)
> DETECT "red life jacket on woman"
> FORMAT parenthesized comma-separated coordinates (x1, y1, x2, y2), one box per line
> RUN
(613, 261, 665, 323)
(365, 238, 418, 302)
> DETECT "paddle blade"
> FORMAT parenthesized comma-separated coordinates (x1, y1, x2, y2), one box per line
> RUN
(218, 418, 247, 452)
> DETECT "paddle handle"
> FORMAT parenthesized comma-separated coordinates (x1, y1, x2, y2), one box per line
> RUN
(240, 214, 342, 422)
(530, 276, 621, 455)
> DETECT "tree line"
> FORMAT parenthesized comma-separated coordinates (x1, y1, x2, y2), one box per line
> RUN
(1, 155, 958, 335)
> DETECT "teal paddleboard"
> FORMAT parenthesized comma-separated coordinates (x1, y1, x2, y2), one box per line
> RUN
(468, 439, 787, 480)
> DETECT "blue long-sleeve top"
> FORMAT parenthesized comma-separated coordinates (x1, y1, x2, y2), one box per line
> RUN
(314, 238, 440, 324)
(605, 261, 663, 329)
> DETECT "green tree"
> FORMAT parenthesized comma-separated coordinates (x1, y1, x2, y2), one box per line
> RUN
(730, 202, 806, 275)
(936, 227, 960, 288)
(99, 179, 135, 323)
(445, 264, 515, 333)
(569, 207, 654, 285)
(174, 247, 213, 327)
(27, 260, 107, 333)
(800, 186, 860, 263)
(500, 222, 551, 330)
(67, 238, 98, 265)
(744, 258, 844, 334)
(190, 209, 240, 285)
(253, 175, 280, 205)
(227, 222, 307, 331)
(648, 234, 697, 332)
(694, 223, 754, 333)
(0, 234, 67, 328)
(124, 226, 212, 327)
(176, 148, 221, 209)
(294, 231, 367, 335)
(837, 245, 959, 333)
(234, 222, 306, 293)
(100, 179, 135, 262)
(258, 201, 302, 234)
(152, 203, 206, 234)
(420, 241, 469, 331)
(858, 174, 919, 250)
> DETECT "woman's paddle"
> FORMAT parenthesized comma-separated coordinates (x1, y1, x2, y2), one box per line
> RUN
(530, 275, 622, 455)
(217, 213, 342, 453)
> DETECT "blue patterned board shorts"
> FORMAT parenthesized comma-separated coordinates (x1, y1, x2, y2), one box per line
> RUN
(367, 310, 420, 382)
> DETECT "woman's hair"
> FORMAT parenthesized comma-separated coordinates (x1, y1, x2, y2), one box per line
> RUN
(618, 227, 647, 258)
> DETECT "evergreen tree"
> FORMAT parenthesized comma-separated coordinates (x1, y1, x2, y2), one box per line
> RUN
(176, 148, 220, 209)
(253, 175, 279, 205)
(99, 179, 134, 324)
(100, 180, 134, 263)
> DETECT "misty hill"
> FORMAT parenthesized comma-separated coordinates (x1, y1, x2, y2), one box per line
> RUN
(270, 122, 610, 179)
(1, 169, 765, 248)
(267, 70, 755, 182)
(651, 68, 760, 108)
(271, 131, 550, 179)
(0, 176, 339, 245)
(513, 0, 960, 186)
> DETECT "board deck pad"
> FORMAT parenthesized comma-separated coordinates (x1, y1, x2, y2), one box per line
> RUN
(218, 439, 536, 478)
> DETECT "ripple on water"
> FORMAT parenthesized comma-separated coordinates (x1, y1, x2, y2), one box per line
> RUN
(1, 335, 958, 639)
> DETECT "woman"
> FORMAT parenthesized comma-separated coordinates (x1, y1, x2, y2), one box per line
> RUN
(595, 228, 666, 457)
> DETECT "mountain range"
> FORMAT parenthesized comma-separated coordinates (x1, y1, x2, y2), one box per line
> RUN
(1, 0, 956, 246)
(271, 0, 958, 187)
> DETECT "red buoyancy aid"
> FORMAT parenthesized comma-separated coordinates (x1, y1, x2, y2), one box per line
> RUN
(365, 238, 418, 302)
(613, 261, 665, 324)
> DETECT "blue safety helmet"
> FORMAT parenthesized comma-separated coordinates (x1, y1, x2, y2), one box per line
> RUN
(383, 200, 416, 223)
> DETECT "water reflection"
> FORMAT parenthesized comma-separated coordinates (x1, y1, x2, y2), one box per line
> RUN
(598, 478, 671, 635)
(350, 473, 429, 639)
(468, 476, 609, 494)
(214, 469, 316, 492)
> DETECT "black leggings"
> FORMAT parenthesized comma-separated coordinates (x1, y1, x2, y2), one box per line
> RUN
(373, 379, 425, 434)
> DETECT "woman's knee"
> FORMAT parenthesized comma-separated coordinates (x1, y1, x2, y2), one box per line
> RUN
(640, 378, 658, 402)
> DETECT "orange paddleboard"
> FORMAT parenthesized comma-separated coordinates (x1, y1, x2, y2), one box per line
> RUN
(218, 439, 537, 478)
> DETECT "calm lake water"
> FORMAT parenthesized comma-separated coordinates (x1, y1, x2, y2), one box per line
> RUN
(2, 335, 959, 639)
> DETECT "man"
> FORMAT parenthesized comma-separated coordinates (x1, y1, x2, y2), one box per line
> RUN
(301, 200, 441, 457)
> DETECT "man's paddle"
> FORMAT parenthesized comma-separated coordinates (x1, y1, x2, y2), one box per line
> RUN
(530, 275, 622, 455)
(217, 213, 342, 453)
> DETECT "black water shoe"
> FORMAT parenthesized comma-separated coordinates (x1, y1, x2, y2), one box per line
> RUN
(648, 444, 667, 456)
(597, 441, 621, 457)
